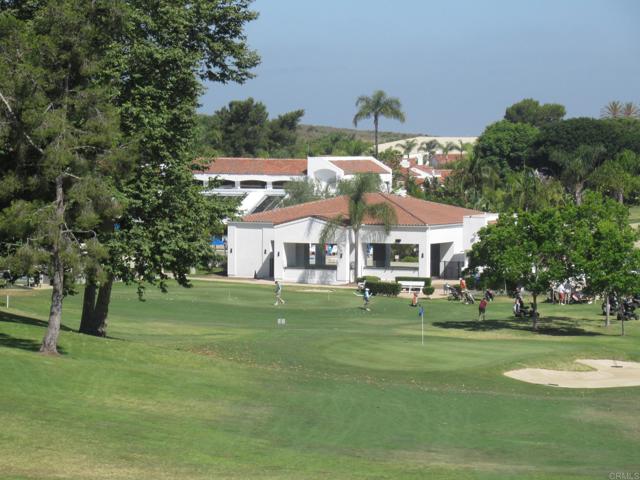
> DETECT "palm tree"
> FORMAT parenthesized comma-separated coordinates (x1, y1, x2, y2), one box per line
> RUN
(601, 100, 623, 118)
(551, 145, 606, 205)
(320, 173, 397, 282)
(418, 139, 439, 164)
(622, 102, 640, 118)
(395, 139, 417, 160)
(439, 141, 456, 163)
(353, 90, 406, 158)
(452, 140, 471, 157)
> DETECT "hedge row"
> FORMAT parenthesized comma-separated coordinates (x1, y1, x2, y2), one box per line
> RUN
(356, 276, 381, 283)
(366, 281, 401, 296)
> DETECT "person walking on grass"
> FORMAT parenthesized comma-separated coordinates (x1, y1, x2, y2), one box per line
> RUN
(363, 288, 371, 311)
(478, 297, 488, 321)
(274, 280, 285, 306)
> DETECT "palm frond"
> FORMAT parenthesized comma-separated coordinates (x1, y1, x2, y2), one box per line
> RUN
(365, 202, 397, 234)
(319, 214, 346, 245)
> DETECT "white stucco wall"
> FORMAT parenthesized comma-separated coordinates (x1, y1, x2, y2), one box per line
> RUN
(227, 222, 274, 278)
(463, 213, 499, 251)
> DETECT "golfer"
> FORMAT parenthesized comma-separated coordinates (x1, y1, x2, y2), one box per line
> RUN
(363, 288, 371, 311)
(478, 297, 488, 321)
(274, 280, 285, 305)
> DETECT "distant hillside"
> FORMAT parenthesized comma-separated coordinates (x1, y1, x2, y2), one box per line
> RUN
(297, 124, 426, 145)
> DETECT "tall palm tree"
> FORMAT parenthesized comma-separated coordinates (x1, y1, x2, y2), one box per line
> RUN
(601, 100, 623, 118)
(353, 90, 406, 158)
(320, 173, 397, 282)
(622, 102, 640, 118)
(395, 139, 417, 159)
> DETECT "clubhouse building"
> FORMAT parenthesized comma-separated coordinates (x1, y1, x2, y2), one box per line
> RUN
(227, 193, 497, 284)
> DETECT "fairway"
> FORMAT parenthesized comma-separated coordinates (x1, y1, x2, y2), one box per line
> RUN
(1, 281, 639, 480)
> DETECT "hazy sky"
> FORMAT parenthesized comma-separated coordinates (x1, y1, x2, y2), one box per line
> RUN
(199, 0, 640, 136)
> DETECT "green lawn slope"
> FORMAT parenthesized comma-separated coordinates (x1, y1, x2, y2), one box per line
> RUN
(1, 281, 639, 479)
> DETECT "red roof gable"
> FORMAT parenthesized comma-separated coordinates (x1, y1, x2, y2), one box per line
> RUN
(198, 157, 307, 176)
(241, 193, 484, 226)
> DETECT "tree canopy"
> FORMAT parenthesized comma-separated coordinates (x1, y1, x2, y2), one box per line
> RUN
(195, 98, 304, 157)
(504, 98, 566, 127)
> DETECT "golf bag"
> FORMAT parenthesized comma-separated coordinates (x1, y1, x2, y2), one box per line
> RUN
(446, 284, 462, 301)
(617, 299, 638, 321)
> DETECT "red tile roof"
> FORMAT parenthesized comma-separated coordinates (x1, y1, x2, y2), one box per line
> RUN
(242, 193, 484, 226)
(197, 157, 307, 175)
(329, 159, 389, 174)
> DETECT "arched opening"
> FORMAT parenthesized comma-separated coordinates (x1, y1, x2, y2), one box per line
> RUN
(272, 180, 289, 189)
(219, 180, 236, 189)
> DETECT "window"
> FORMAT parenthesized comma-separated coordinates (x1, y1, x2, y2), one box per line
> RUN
(240, 180, 267, 189)
(365, 243, 419, 269)
(284, 243, 337, 269)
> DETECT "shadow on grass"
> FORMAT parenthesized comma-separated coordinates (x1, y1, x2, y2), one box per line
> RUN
(0, 310, 73, 332)
(0, 310, 70, 353)
(433, 316, 602, 336)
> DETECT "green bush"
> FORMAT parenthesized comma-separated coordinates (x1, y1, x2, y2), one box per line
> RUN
(367, 281, 401, 296)
(395, 276, 432, 287)
(356, 275, 381, 283)
(422, 285, 435, 295)
(399, 256, 418, 263)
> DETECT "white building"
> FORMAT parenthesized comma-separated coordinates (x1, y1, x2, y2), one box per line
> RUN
(227, 193, 497, 284)
(194, 156, 392, 214)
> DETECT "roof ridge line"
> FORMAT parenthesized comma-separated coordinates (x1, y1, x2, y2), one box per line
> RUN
(376, 193, 426, 225)
(244, 195, 349, 219)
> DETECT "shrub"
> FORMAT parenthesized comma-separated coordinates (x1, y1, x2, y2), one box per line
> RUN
(357, 275, 381, 283)
(422, 285, 435, 295)
(367, 281, 401, 296)
(399, 256, 418, 263)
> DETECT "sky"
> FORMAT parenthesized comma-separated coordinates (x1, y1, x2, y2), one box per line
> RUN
(198, 0, 640, 136)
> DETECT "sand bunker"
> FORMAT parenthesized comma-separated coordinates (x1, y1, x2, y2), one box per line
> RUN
(505, 359, 640, 388)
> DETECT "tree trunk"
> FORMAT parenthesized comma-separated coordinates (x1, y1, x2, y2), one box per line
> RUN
(621, 316, 625, 336)
(531, 293, 538, 330)
(79, 281, 98, 334)
(354, 229, 359, 284)
(616, 190, 624, 204)
(40, 175, 65, 355)
(374, 115, 379, 159)
(574, 183, 583, 205)
(92, 275, 113, 337)
(604, 293, 610, 328)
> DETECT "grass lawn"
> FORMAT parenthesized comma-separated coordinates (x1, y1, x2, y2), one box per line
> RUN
(1, 281, 639, 479)
(628, 205, 640, 225)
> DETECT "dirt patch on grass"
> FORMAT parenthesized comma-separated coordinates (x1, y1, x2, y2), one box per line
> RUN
(505, 359, 640, 388)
